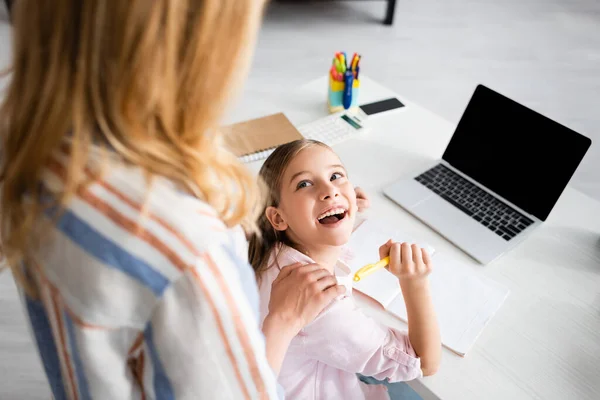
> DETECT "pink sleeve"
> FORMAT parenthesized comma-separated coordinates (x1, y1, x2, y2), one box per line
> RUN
(300, 297, 422, 382)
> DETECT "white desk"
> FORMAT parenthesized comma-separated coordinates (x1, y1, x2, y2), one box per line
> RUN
(245, 77, 600, 400)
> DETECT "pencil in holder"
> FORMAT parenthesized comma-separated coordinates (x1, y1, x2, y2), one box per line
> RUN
(328, 52, 361, 113)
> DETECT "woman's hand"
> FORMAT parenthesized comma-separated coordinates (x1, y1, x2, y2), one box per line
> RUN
(379, 240, 432, 285)
(266, 262, 344, 336)
(262, 262, 345, 374)
(355, 187, 370, 212)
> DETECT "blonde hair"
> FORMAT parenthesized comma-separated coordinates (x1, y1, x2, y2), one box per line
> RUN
(248, 139, 331, 281)
(0, 0, 267, 294)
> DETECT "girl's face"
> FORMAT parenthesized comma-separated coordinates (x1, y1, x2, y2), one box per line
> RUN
(266, 145, 357, 250)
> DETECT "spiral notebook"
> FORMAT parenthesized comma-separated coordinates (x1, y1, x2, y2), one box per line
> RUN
(222, 113, 304, 163)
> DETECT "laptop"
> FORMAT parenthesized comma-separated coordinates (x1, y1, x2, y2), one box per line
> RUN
(384, 84, 592, 264)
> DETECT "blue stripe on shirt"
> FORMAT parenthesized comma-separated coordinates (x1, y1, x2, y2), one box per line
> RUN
(49, 207, 169, 296)
(144, 324, 175, 400)
(222, 243, 260, 321)
(64, 311, 91, 400)
(25, 294, 69, 400)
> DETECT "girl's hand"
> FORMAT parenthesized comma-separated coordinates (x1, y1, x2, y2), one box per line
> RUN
(267, 262, 345, 336)
(378, 240, 432, 285)
(355, 187, 370, 212)
(379, 241, 440, 375)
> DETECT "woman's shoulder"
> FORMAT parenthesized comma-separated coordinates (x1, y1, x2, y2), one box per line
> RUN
(37, 157, 243, 328)
(98, 164, 244, 267)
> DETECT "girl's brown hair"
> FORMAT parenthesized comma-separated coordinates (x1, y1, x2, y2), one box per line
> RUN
(248, 139, 331, 281)
(0, 0, 267, 295)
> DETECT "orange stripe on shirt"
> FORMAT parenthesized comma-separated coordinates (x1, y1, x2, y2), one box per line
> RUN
(203, 253, 268, 399)
(46, 158, 188, 273)
(138, 351, 146, 400)
(95, 177, 219, 220)
(49, 286, 80, 400)
(81, 189, 190, 272)
(189, 267, 252, 400)
(129, 350, 146, 400)
(126, 344, 148, 400)
(128, 333, 144, 356)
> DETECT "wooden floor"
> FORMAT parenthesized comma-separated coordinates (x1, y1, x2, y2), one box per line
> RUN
(1, 1, 599, 398)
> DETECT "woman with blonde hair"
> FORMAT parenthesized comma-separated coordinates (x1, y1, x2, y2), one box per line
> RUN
(0, 1, 346, 398)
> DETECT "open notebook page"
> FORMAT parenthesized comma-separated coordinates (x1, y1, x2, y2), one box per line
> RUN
(386, 252, 509, 356)
(346, 218, 509, 356)
(345, 218, 436, 307)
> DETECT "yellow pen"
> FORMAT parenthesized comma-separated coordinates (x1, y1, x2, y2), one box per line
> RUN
(353, 256, 390, 282)
(339, 53, 346, 73)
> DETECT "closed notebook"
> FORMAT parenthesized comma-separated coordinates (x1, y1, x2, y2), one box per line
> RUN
(346, 218, 510, 357)
(221, 113, 304, 163)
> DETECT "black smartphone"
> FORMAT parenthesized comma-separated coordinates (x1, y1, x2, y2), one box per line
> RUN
(359, 98, 405, 116)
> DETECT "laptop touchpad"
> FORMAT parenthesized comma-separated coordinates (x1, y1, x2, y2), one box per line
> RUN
(384, 179, 433, 209)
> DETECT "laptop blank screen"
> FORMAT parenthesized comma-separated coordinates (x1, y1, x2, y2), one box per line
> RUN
(442, 85, 591, 221)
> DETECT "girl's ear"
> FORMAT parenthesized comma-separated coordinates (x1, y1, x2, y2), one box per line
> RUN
(265, 206, 288, 231)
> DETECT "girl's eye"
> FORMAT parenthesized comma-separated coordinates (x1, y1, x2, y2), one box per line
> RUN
(297, 180, 313, 190)
(331, 172, 344, 181)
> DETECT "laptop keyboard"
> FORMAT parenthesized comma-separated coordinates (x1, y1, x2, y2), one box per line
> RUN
(414, 164, 534, 241)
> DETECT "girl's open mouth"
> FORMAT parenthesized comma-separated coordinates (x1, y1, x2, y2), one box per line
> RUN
(317, 209, 348, 225)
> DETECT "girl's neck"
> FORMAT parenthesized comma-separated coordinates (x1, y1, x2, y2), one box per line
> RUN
(298, 244, 342, 274)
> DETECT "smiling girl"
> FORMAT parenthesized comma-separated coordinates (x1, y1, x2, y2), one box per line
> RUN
(248, 139, 441, 400)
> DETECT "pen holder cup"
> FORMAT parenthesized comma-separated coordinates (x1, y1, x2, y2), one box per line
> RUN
(328, 77, 360, 113)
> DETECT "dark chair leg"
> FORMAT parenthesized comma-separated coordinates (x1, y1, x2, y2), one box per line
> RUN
(4, 0, 12, 16)
(384, 0, 396, 25)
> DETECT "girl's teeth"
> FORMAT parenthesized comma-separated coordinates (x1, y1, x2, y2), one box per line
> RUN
(319, 209, 345, 219)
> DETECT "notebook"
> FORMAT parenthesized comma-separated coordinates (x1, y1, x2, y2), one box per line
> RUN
(346, 218, 510, 357)
(222, 113, 304, 163)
